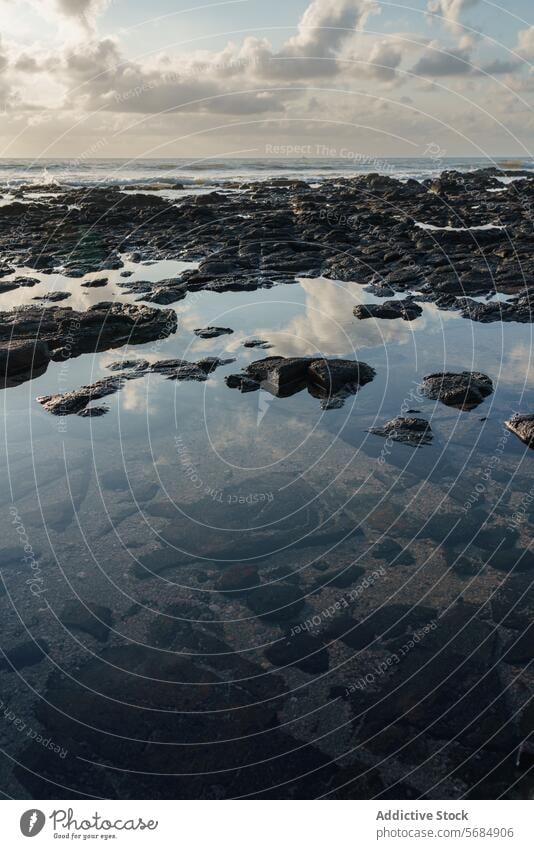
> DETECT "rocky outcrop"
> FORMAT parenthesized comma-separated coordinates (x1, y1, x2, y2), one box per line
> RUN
(505, 413, 534, 448)
(0, 302, 177, 386)
(226, 355, 375, 408)
(421, 371, 493, 410)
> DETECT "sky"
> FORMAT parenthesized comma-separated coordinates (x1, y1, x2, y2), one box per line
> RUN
(0, 0, 532, 159)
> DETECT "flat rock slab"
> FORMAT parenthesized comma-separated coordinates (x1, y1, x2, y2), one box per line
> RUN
(421, 371, 493, 410)
(353, 300, 423, 321)
(368, 416, 433, 446)
(505, 413, 534, 448)
(81, 277, 108, 288)
(33, 291, 71, 302)
(0, 302, 177, 385)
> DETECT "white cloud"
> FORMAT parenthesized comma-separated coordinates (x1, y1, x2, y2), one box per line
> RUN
(426, 0, 481, 35)
(517, 26, 534, 60)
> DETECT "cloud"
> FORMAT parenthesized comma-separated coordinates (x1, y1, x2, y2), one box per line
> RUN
(56, 37, 289, 115)
(517, 26, 534, 60)
(413, 40, 520, 78)
(366, 40, 403, 81)
(426, 0, 481, 35)
(239, 0, 379, 79)
(412, 42, 473, 76)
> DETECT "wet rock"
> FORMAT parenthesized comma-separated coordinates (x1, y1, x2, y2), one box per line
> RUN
(14, 276, 40, 287)
(0, 340, 51, 387)
(354, 299, 423, 321)
(38, 376, 126, 416)
(33, 291, 71, 302)
(145, 279, 188, 305)
(226, 356, 375, 409)
(505, 413, 534, 448)
(0, 302, 177, 384)
(194, 326, 233, 339)
(456, 296, 534, 323)
(59, 600, 114, 642)
(78, 405, 109, 417)
(243, 339, 272, 349)
(81, 277, 108, 288)
(368, 416, 432, 446)
(421, 371, 493, 410)
(37, 356, 231, 416)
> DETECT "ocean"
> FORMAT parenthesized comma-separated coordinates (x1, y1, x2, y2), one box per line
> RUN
(0, 156, 532, 188)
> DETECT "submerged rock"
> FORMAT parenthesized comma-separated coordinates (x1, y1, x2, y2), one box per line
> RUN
(421, 371, 493, 410)
(505, 413, 534, 448)
(265, 632, 329, 674)
(368, 416, 433, 446)
(0, 639, 49, 671)
(353, 299, 423, 321)
(60, 600, 113, 642)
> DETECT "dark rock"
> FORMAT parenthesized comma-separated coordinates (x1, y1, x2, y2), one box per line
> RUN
(193, 326, 233, 338)
(368, 416, 432, 446)
(243, 339, 272, 349)
(33, 291, 71, 302)
(78, 405, 109, 417)
(0, 340, 51, 387)
(421, 371, 493, 410)
(0, 302, 177, 384)
(81, 277, 108, 288)
(227, 355, 375, 409)
(37, 356, 231, 416)
(354, 299, 423, 321)
(505, 413, 534, 448)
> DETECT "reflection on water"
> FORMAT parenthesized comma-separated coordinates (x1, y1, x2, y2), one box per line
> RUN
(1, 266, 534, 799)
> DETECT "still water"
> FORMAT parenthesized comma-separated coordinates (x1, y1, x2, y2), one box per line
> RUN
(1, 264, 533, 799)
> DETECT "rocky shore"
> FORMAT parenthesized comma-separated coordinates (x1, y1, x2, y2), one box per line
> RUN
(0, 168, 532, 313)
